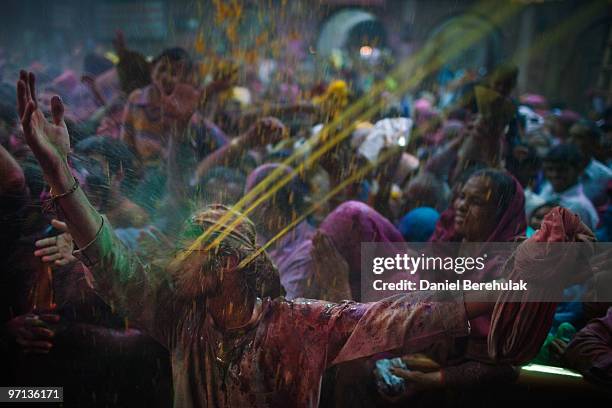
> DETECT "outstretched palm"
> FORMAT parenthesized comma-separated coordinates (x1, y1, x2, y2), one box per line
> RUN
(17, 71, 70, 170)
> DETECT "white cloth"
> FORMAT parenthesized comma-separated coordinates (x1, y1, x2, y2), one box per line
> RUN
(581, 159, 612, 207)
(357, 117, 413, 163)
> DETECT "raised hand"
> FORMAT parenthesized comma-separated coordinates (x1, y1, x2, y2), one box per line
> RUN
(34, 220, 76, 267)
(17, 71, 70, 171)
(244, 117, 287, 148)
(16, 68, 105, 252)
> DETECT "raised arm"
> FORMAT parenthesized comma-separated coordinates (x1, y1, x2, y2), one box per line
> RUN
(17, 71, 101, 246)
(17, 71, 172, 338)
(192, 117, 287, 184)
(322, 292, 471, 368)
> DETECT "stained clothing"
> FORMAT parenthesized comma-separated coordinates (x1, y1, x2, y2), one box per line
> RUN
(319, 201, 405, 300)
(74, 216, 471, 408)
(488, 207, 594, 364)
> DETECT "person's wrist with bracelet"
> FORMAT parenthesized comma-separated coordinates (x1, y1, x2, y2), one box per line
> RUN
(46, 159, 76, 197)
(50, 175, 79, 199)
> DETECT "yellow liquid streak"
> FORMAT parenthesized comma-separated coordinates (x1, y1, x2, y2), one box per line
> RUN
(237, 147, 400, 270)
(179, 0, 522, 261)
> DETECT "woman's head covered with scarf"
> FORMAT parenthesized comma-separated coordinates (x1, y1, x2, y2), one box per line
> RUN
(170, 204, 281, 299)
(319, 201, 404, 300)
(430, 168, 526, 243)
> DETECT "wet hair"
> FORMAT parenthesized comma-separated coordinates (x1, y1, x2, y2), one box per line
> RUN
(529, 201, 558, 220)
(198, 166, 247, 204)
(178, 204, 282, 298)
(74, 136, 137, 193)
(468, 168, 517, 220)
(153, 47, 193, 71)
(543, 143, 583, 168)
(74, 136, 135, 175)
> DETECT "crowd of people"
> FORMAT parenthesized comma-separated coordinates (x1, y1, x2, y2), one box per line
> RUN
(1, 27, 611, 407)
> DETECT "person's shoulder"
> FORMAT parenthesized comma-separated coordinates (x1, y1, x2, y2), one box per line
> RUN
(589, 159, 612, 177)
(562, 188, 595, 208)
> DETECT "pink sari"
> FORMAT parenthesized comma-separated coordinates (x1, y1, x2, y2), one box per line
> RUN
(319, 201, 404, 300)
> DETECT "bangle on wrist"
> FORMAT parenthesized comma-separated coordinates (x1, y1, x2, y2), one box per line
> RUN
(50, 177, 80, 199)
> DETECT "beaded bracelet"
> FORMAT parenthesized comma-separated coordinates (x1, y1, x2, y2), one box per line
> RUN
(50, 177, 80, 199)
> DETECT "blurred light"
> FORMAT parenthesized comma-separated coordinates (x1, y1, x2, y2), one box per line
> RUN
(104, 52, 119, 65)
(397, 136, 407, 147)
(360, 45, 373, 57)
(521, 364, 582, 377)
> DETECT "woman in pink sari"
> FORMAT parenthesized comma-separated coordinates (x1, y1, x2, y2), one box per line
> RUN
(430, 168, 526, 245)
(316, 201, 405, 301)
